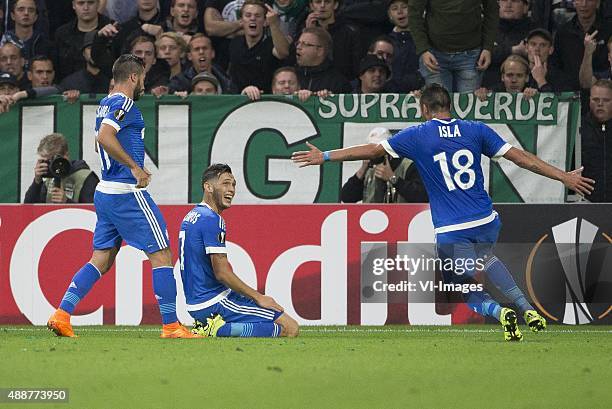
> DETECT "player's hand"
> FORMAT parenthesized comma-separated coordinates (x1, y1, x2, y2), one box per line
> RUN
(242, 85, 262, 101)
(50, 186, 67, 203)
(563, 166, 595, 196)
(374, 157, 394, 181)
(255, 294, 284, 312)
(295, 89, 313, 102)
(34, 158, 49, 183)
(305, 12, 321, 28)
(421, 51, 439, 73)
(132, 166, 151, 188)
(477, 49, 491, 71)
(583, 30, 598, 56)
(292, 142, 324, 167)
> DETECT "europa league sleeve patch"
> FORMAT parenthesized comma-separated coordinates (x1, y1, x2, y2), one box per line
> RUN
(217, 231, 226, 244)
(114, 109, 126, 121)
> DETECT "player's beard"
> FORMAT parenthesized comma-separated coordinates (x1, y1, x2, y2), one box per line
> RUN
(133, 83, 144, 101)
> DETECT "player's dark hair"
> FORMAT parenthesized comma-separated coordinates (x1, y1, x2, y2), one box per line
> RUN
(420, 83, 451, 113)
(112, 54, 145, 83)
(202, 163, 233, 186)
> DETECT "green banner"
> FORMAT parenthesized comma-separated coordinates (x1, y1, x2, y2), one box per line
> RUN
(0, 93, 579, 204)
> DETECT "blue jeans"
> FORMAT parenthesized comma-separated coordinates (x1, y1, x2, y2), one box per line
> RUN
(419, 48, 482, 93)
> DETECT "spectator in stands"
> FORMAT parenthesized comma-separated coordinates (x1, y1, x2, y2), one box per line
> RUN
(1, 0, 55, 68)
(482, 0, 534, 88)
(353, 54, 389, 93)
(24, 133, 99, 203)
(156, 32, 187, 78)
(230, 0, 289, 94)
(475, 54, 537, 100)
(191, 71, 221, 94)
(8, 56, 80, 104)
(551, 0, 611, 90)
(167, 33, 231, 93)
(55, 0, 111, 81)
(272, 0, 308, 41)
(100, 0, 138, 23)
(295, 26, 351, 93)
(581, 79, 612, 202)
(0, 71, 19, 95)
(204, 0, 244, 70)
(303, 0, 361, 81)
(530, 0, 576, 34)
(525, 28, 572, 92)
(130, 35, 171, 92)
(241, 65, 329, 101)
(387, 0, 421, 93)
(59, 31, 110, 93)
(93, 0, 166, 66)
(165, 0, 199, 38)
(580, 34, 611, 88)
(0, 42, 29, 88)
(341, 127, 428, 203)
(409, 0, 498, 93)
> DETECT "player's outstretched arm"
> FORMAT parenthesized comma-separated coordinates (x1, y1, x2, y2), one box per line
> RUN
(211, 253, 283, 312)
(503, 147, 595, 196)
(97, 123, 150, 188)
(292, 142, 386, 167)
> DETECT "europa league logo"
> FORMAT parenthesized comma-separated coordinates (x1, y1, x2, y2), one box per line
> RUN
(526, 218, 612, 325)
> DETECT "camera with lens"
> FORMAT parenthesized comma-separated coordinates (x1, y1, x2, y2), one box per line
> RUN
(43, 155, 71, 186)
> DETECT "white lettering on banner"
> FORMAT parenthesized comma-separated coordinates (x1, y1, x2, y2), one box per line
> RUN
(406, 210, 451, 325)
(10, 209, 102, 325)
(266, 210, 348, 325)
(210, 100, 320, 203)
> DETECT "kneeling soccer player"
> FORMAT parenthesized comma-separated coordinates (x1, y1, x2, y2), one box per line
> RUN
(179, 164, 299, 337)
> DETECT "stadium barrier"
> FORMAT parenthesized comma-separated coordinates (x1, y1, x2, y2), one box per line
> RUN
(1, 93, 579, 204)
(1, 204, 610, 326)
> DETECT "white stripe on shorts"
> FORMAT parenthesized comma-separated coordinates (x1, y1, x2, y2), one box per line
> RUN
(133, 191, 166, 249)
(219, 298, 274, 320)
(222, 298, 275, 319)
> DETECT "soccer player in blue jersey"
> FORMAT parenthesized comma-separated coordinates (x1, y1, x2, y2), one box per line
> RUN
(47, 54, 199, 339)
(292, 83, 595, 341)
(179, 163, 299, 338)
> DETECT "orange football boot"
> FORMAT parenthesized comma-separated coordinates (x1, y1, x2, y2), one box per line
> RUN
(160, 322, 203, 338)
(47, 309, 77, 338)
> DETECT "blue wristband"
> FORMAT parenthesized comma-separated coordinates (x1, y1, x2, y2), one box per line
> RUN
(323, 151, 331, 162)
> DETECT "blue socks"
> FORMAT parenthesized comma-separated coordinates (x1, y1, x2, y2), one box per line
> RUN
(152, 266, 178, 324)
(464, 289, 502, 321)
(216, 322, 281, 337)
(59, 263, 101, 314)
(484, 256, 533, 314)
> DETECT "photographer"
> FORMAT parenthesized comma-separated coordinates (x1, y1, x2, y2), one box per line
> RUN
(24, 133, 99, 203)
(340, 127, 428, 203)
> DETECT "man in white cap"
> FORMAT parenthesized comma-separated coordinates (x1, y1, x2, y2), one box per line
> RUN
(340, 127, 428, 203)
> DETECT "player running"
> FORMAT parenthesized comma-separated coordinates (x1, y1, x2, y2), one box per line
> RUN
(292, 83, 595, 341)
(47, 54, 199, 339)
(179, 164, 299, 338)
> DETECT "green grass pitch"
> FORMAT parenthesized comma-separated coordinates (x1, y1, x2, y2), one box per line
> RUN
(1, 325, 611, 409)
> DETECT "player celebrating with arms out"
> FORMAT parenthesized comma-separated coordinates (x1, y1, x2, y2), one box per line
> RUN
(179, 164, 299, 338)
(47, 54, 199, 339)
(293, 83, 595, 341)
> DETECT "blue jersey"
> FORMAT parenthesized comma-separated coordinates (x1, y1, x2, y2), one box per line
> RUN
(95, 92, 145, 184)
(382, 118, 511, 233)
(179, 203, 230, 308)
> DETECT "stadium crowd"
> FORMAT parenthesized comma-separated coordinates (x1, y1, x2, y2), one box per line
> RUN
(0, 0, 609, 201)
